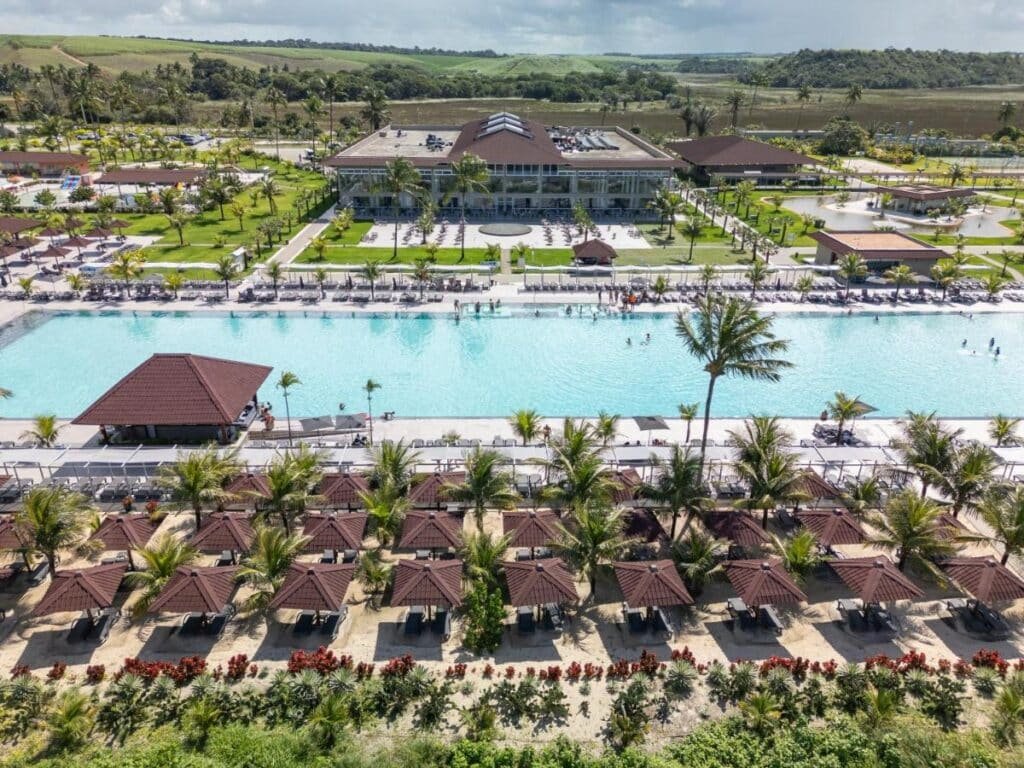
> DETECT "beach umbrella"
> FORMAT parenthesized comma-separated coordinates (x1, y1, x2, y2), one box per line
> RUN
(829, 556, 923, 603)
(109, 219, 131, 235)
(503, 557, 578, 607)
(268, 561, 355, 615)
(391, 559, 463, 608)
(31, 562, 127, 620)
(37, 227, 66, 238)
(614, 560, 693, 609)
(705, 510, 770, 549)
(633, 415, 669, 447)
(302, 512, 368, 555)
(89, 513, 159, 569)
(34, 245, 71, 263)
(796, 507, 866, 546)
(503, 509, 560, 549)
(85, 227, 114, 239)
(724, 559, 808, 607)
(190, 512, 255, 556)
(943, 557, 1024, 603)
(148, 565, 238, 616)
(399, 510, 463, 551)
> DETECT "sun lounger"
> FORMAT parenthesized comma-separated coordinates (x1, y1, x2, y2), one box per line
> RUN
(215, 550, 235, 567)
(652, 606, 675, 636)
(517, 605, 535, 634)
(758, 605, 784, 635)
(415, 549, 431, 561)
(947, 598, 1010, 638)
(68, 608, 117, 644)
(515, 548, 531, 562)
(28, 561, 50, 586)
(625, 604, 646, 633)
(432, 607, 451, 639)
(180, 606, 233, 636)
(404, 606, 425, 636)
(543, 603, 564, 634)
(341, 549, 358, 564)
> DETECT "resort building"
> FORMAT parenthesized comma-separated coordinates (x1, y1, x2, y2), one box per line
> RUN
(809, 230, 945, 275)
(0, 151, 89, 177)
(324, 112, 678, 218)
(73, 353, 271, 444)
(877, 184, 976, 214)
(665, 135, 818, 186)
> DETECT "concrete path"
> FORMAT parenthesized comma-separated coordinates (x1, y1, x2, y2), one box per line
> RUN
(269, 204, 337, 267)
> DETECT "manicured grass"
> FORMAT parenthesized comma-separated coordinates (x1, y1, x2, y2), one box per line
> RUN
(295, 245, 491, 266)
(615, 246, 750, 266)
(639, 220, 731, 248)
(321, 220, 373, 245)
(719, 191, 820, 247)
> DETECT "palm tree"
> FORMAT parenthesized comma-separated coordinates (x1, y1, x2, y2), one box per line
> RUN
(794, 85, 812, 130)
(19, 414, 62, 447)
(442, 447, 518, 532)
(237, 525, 309, 610)
(213, 253, 239, 298)
(844, 84, 864, 113)
(595, 412, 619, 447)
(510, 409, 542, 446)
(842, 476, 884, 517)
(276, 371, 301, 447)
(677, 294, 792, 467)
(670, 529, 722, 595)
(460, 530, 512, 588)
(990, 415, 1022, 447)
(107, 249, 145, 297)
(729, 415, 793, 465)
(678, 403, 699, 444)
(921, 442, 999, 518)
(698, 263, 717, 294)
(647, 188, 686, 240)
(260, 178, 281, 215)
(363, 379, 382, 445)
(930, 261, 963, 302)
(775, 529, 821, 583)
(365, 438, 420, 493)
(265, 262, 283, 298)
(977, 486, 1024, 565)
(47, 689, 96, 751)
(360, 259, 382, 301)
(15, 486, 90, 576)
(725, 90, 744, 127)
(360, 486, 408, 547)
(869, 490, 957, 571)
(412, 256, 433, 299)
(735, 446, 805, 529)
(741, 693, 782, 736)
(883, 264, 915, 301)
(376, 157, 423, 261)
(313, 267, 328, 298)
(124, 534, 198, 617)
(264, 87, 287, 160)
(640, 445, 709, 539)
(360, 86, 390, 131)
(826, 391, 866, 445)
(17, 276, 34, 300)
(983, 272, 1010, 300)
(260, 446, 324, 534)
(357, 548, 392, 608)
(156, 447, 240, 530)
(894, 412, 962, 499)
(681, 220, 703, 263)
(556, 505, 629, 596)
(836, 252, 868, 301)
(744, 258, 771, 299)
(447, 153, 489, 261)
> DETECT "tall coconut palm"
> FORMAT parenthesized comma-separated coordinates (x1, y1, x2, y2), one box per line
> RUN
(869, 490, 957, 571)
(930, 261, 963, 302)
(734, 446, 805, 529)
(156, 447, 241, 530)
(836, 252, 868, 302)
(543, 452, 619, 512)
(594, 412, 619, 447)
(921, 442, 999, 518)
(276, 371, 301, 447)
(826, 391, 867, 445)
(841, 476, 884, 517)
(640, 445, 709, 539)
(376, 157, 423, 261)
(728, 415, 793, 466)
(647, 188, 686, 240)
(894, 412, 962, 499)
(670, 529, 722, 595)
(19, 414, 62, 447)
(360, 259, 382, 302)
(106, 249, 145, 297)
(124, 534, 198, 617)
(678, 403, 699, 444)
(990, 415, 1022, 448)
(510, 409, 542, 446)
(360, 86, 390, 131)
(883, 264, 915, 301)
(676, 294, 792, 468)
(460, 530, 512, 588)
(556, 505, 629, 596)
(365, 438, 420, 493)
(977, 486, 1024, 565)
(237, 525, 309, 610)
(264, 87, 287, 160)
(15, 486, 90, 576)
(262, 448, 323, 535)
(446, 153, 489, 261)
(213, 253, 239, 298)
(356, 548, 392, 608)
(681, 220, 703, 263)
(364, 378, 382, 445)
(442, 447, 518, 532)
(360, 486, 408, 548)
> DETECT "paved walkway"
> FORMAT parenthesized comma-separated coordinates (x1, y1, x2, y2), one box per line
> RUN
(269, 205, 337, 267)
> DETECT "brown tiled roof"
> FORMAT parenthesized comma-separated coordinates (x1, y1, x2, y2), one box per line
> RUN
(268, 561, 355, 612)
(790, 470, 841, 500)
(0, 151, 88, 168)
(449, 116, 564, 166)
(391, 559, 463, 607)
(796, 508, 865, 546)
(302, 512, 368, 552)
(148, 565, 238, 614)
(318, 473, 370, 508)
(90, 514, 159, 551)
(31, 563, 128, 616)
(880, 185, 975, 202)
(572, 239, 617, 265)
(503, 557, 578, 606)
(399, 510, 463, 549)
(223, 473, 270, 508)
(0, 515, 26, 549)
(97, 168, 206, 186)
(0, 217, 43, 235)
(829, 556, 923, 603)
(614, 559, 693, 608)
(503, 510, 560, 548)
(943, 557, 1024, 603)
(809, 230, 944, 261)
(666, 136, 814, 168)
(705, 510, 770, 548)
(408, 472, 466, 507)
(935, 512, 969, 540)
(724, 558, 807, 606)
(611, 469, 643, 505)
(73, 353, 272, 427)
(190, 512, 255, 553)
(623, 508, 668, 543)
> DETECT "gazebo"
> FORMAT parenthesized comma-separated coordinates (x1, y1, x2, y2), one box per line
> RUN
(572, 239, 618, 266)
(73, 353, 272, 444)
(392, 559, 463, 636)
(830, 556, 922, 632)
(318, 473, 370, 510)
(0, 515, 26, 552)
(89, 513, 159, 569)
(615, 560, 692, 634)
(148, 565, 239, 635)
(503, 509, 560, 557)
(610, 469, 643, 504)
(31, 562, 127, 643)
(407, 472, 465, 509)
(724, 559, 807, 634)
(796, 508, 866, 547)
(398, 509, 463, 555)
(705, 510, 770, 555)
(223, 473, 270, 510)
(943, 556, 1024, 638)
(789, 470, 842, 508)
(302, 512, 368, 562)
(268, 561, 355, 636)
(503, 557, 578, 632)
(190, 512, 255, 564)
(623, 508, 668, 544)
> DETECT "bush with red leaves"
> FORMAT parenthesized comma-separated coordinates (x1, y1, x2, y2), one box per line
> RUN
(355, 662, 374, 679)
(380, 655, 417, 678)
(759, 656, 810, 680)
(46, 662, 66, 681)
(538, 665, 562, 682)
(446, 663, 467, 679)
(85, 665, 106, 684)
(482, 664, 495, 678)
(582, 662, 603, 680)
(226, 654, 249, 681)
(117, 656, 207, 685)
(505, 666, 516, 679)
(565, 661, 582, 681)
(9, 665, 30, 680)
(972, 649, 1009, 677)
(287, 647, 352, 675)
(671, 647, 697, 666)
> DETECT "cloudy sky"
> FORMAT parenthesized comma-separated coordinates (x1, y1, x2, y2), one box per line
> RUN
(5, 0, 1024, 53)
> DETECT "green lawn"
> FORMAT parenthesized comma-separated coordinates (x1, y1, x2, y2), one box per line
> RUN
(615, 246, 750, 266)
(295, 245, 492, 266)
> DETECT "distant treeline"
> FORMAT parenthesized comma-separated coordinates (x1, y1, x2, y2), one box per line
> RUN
(138, 36, 501, 58)
(673, 56, 754, 74)
(742, 48, 1024, 88)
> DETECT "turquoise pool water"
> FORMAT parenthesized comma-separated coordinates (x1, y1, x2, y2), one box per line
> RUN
(0, 309, 1021, 418)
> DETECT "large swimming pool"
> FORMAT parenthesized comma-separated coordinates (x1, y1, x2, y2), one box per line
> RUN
(0, 309, 1021, 418)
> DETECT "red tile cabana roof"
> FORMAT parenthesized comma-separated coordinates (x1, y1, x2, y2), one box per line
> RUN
(623, 508, 668, 543)
(318, 473, 370, 508)
(302, 512, 368, 552)
(268, 562, 355, 612)
(724, 559, 808, 606)
(796, 508, 865, 546)
(943, 557, 1024, 603)
(399, 509, 463, 549)
(148, 565, 238, 614)
(614, 560, 693, 608)
(0, 515, 26, 550)
(503, 510, 561, 548)
(190, 512, 256, 553)
(90, 514, 159, 551)
(610, 469, 643, 504)
(407, 472, 466, 507)
(391, 559, 463, 607)
(31, 563, 128, 616)
(224, 473, 270, 507)
(73, 353, 272, 427)
(705, 510, 770, 548)
(790, 470, 841, 500)
(503, 557, 578, 606)
(829, 556, 923, 603)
